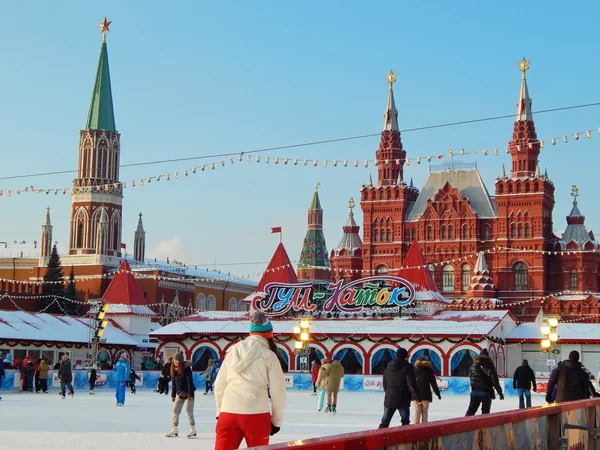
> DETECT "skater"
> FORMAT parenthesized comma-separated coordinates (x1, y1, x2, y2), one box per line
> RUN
(165, 351, 197, 439)
(513, 359, 536, 409)
(89, 366, 97, 395)
(115, 353, 130, 406)
(311, 359, 320, 395)
(58, 355, 74, 399)
(24, 359, 35, 392)
(379, 348, 421, 428)
(214, 312, 286, 450)
(413, 356, 441, 424)
(325, 353, 344, 414)
(129, 367, 141, 394)
(0, 352, 5, 400)
(211, 359, 221, 384)
(546, 351, 590, 403)
(3, 353, 12, 369)
(315, 358, 329, 411)
(37, 358, 49, 393)
(465, 349, 504, 416)
(202, 359, 215, 395)
(161, 357, 172, 395)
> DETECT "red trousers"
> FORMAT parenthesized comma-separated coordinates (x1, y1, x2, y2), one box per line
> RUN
(215, 412, 271, 450)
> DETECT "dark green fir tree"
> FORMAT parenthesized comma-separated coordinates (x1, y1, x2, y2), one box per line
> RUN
(41, 244, 65, 313)
(63, 265, 78, 315)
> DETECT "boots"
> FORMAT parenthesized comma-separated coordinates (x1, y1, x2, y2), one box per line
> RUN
(332, 404, 337, 414)
(165, 426, 178, 438)
(325, 405, 331, 413)
(187, 425, 197, 439)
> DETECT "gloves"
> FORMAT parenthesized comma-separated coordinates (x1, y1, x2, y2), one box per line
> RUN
(171, 397, 175, 402)
(270, 424, 280, 436)
(437, 393, 442, 400)
(545, 394, 552, 403)
(533, 387, 537, 392)
(499, 393, 504, 400)
(594, 392, 600, 398)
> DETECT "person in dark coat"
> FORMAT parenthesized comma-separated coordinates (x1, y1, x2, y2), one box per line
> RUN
(57, 355, 74, 399)
(465, 349, 503, 416)
(165, 351, 197, 439)
(160, 358, 172, 395)
(546, 351, 590, 403)
(412, 356, 441, 423)
(129, 368, 141, 394)
(513, 359, 536, 409)
(89, 366, 97, 395)
(379, 348, 421, 428)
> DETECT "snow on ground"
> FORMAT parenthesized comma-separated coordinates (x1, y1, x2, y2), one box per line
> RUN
(0, 389, 546, 449)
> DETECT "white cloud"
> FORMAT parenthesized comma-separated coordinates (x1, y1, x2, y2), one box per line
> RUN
(148, 236, 192, 264)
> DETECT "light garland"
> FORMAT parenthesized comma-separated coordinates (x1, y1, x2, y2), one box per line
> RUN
(1, 126, 598, 196)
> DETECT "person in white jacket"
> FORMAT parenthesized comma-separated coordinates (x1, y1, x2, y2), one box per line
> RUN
(214, 312, 286, 450)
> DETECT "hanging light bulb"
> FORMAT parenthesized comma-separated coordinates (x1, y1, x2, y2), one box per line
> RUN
(540, 141, 545, 148)
(256, 156, 261, 162)
(563, 136, 568, 143)
(238, 155, 243, 161)
(364, 161, 369, 168)
(174, 172, 179, 179)
(586, 130, 592, 138)
(184, 170, 188, 176)
(211, 163, 216, 170)
(265, 157, 270, 163)
(493, 148, 499, 155)
(229, 157, 234, 164)
(574, 133, 580, 141)
(201, 166, 205, 171)
(303, 159, 308, 166)
(274, 158, 279, 164)
(140, 179, 144, 186)
(323, 161, 328, 168)
(284, 158, 289, 165)
(416, 158, 421, 164)
(448, 149, 453, 156)
(343, 160, 348, 167)
(354, 161, 358, 167)
(551, 138, 556, 145)
(166, 174, 170, 181)
(333, 160, 338, 167)
(247, 155, 251, 162)
(406, 159, 411, 166)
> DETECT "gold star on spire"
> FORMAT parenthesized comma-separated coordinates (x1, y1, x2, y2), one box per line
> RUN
(99, 17, 112, 42)
(571, 185, 579, 198)
(518, 57, 530, 79)
(386, 70, 397, 90)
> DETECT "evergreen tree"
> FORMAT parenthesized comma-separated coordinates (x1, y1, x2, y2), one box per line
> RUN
(63, 266, 78, 315)
(41, 245, 65, 313)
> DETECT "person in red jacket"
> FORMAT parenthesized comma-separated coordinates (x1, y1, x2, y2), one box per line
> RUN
(311, 360, 320, 396)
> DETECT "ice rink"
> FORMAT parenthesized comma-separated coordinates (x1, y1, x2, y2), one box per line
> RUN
(0, 389, 546, 449)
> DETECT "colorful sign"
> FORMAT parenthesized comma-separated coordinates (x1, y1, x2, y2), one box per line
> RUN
(252, 276, 416, 316)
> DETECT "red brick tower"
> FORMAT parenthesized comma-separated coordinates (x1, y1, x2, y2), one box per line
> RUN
(360, 71, 419, 274)
(493, 58, 555, 316)
(330, 198, 363, 283)
(69, 19, 123, 258)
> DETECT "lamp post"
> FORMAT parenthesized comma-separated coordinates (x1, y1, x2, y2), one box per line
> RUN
(541, 316, 560, 369)
(294, 319, 311, 372)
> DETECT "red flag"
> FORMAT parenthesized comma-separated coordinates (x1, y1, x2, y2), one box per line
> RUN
(120, 243, 127, 249)
(271, 227, 282, 233)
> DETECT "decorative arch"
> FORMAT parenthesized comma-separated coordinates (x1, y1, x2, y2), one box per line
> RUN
(110, 209, 121, 252)
(369, 344, 399, 375)
(462, 225, 469, 239)
(514, 262, 528, 291)
(207, 295, 217, 311)
(408, 346, 443, 376)
(426, 226, 433, 240)
(228, 297, 238, 311)
(276, 343, 292, 372)
(496, 346, 506, 377)
(190, 342, 220, 372)
(156, 341, 191, 360)
(196, 293, 207, 310)
(446, 343, 482, 376)
(73, 207, 89, 249)
(330, 342, 366, 375)
(442, 265, 455, 292)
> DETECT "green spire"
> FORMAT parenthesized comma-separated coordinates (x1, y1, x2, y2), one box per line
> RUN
(309, 183, 322, 210)
(86, 42, 116, 132)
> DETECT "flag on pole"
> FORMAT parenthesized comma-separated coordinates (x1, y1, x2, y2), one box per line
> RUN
(271, 227, 282, 233)
(120, 243, 127, 249)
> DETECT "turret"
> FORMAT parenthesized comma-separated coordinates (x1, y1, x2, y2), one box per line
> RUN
(40, 207, 53, 259)
(133, 213, 146, 262)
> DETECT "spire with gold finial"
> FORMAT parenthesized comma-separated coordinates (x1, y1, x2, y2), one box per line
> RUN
(516, 57, 533, 121)
(383, 70, 399, 131)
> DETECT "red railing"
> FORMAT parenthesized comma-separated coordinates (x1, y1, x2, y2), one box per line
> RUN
(259, 398, 600, 450)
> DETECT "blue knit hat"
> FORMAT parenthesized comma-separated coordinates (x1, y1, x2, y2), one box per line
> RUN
(249, 312, 273, 339)
(479, 348, 489, 357)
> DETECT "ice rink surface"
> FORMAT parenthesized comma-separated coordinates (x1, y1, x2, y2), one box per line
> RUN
(0, 390, 546, 449)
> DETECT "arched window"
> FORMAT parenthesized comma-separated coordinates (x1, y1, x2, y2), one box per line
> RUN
(516, 184, 521, 193)
(411, 229, 416, 242)
(518, 224, 523, 238)
(379, 190, 384, 200)
(426, 227, 433, 240)
(228, 297, 238, 311)
(462, 264, 471, 292)
(373, 229, 379, 243)
(462, 225, 469, 239)
(192, 346, 218, 372)
(386, 229, 392, 243)
(77, 222, 84, 248)
(570, 269, 578, 291)
(238, 299, 247, 311)
(483, 225, 491, 240)
(332, 348, 363, 374)
(377, 265, 389, 275)
(371, 347, 397, 375)
(450, 349, 478, 376)
(409, 349, 442, 375)
(428, 265, 435, 281)
(510, 224, 516, 239)
(515, 263, 528, 291)
(524, 223, 531, 238)
(196, 294, 207, 310)
(448, 226, 454, 240)
(442, 265, 455, 292)
(207, 295, 217, 311)
(441, 226, 447, 240)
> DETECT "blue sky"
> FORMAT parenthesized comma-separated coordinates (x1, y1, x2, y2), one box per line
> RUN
(1, 2, 599, 277)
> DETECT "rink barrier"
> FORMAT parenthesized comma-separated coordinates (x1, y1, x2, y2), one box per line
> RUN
(0, 369, 569, 396)
(259, 398, 600, 450)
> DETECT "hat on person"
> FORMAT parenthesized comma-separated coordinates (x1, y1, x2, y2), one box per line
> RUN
(569, 350, 580, 362)
(249, 311, 274, 339)
(119, 353, 128, 360)
(174, 351, 185, 365)
(479, 348, 489, 357)
(396, 348, 408, 360)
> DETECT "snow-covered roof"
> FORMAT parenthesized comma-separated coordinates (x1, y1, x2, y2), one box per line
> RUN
(507, 322, 600, 342)
(405, 170, 496, 221)
(104, 303, 155, 315)
(0, 310, 138, 346)
(0, 241, 69, 259)
(150, 309, 513, 339)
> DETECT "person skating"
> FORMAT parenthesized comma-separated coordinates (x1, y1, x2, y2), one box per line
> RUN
(129, 367, 141, 394)
(58, 355, 74, 399)
(24, 359, 35, 393)
(311, 360, 320, 396)
(37, 358, 49, 393)
(214, 312, 286, 450)
(412, 356, 441, 424)
(513, 359, 536, 409)
(379, 348, 421, 427)
(315, 358, 329, 412)
(465, 349, 504, 416)
(89, 366, 97, 395)
(202, 359, 215, 395)
(325, 353, 345, 414)
(161, 358, 172, 395)
(165, 351, 197, 439)
(546, 350, 590, 403)
(115, 353, 131, 406)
